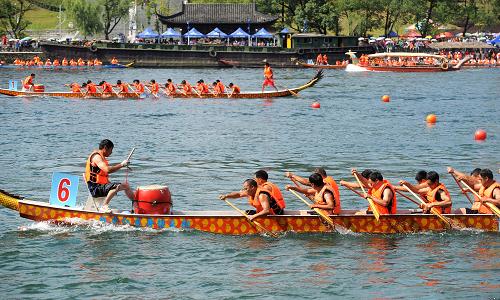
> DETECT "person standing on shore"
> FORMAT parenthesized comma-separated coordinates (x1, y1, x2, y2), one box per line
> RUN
(262, 62, 278, 93)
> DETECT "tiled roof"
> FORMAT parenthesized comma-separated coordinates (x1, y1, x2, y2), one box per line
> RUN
(158, 3, 278, 24)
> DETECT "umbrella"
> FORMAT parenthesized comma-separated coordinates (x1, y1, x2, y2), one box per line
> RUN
(137, 27, 159, 39)
(20, 37, 32, 42)
(184, 27, 205, 38)
(280, 28, 290, 34)
(206, 27, 228, 38)
(252, 28, 273, 39)
(229, 27, 250, 38)
(388, 31, 398, 38)
(161, 28, 181, 38)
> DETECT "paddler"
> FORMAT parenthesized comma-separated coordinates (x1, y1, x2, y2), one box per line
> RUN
(285, 172, 340, 214)
(447, 167, 482, 188)
(216, 80, 225, 94)
(340, 169, 372, 189)
(61, 58, 68, 66)
(85, 80, 98, 94)
(115, 80, 129, 96)
(400, 171, 451, 214)
(227, 82, 240, 98)
(219, 171, 285, 220)
(261, 62, 278, 93)
(165, 79, 176, 96)
(85, 139, 134, 212)
(322, 54, 328, 65)
(316, 53, 323, 65)
(457, 169, 500, 214)
(53, 59, 60, 66)
(352, 169, 397, 215)
(251, 170, 286, 217)
(22, 73, 35, 91)
(212, 82, 222, 96)
(44, 58, 52, 66)
(394, 170, 428, 198)
(66, 82, 82, 93)
(149, 79, 160, 97)
(99, 80, 114, 95)
(179, 80, 193, 96)
(111, 57, 119, 65)
(132, 79, 145, 94)
(287, 167, 341, 204)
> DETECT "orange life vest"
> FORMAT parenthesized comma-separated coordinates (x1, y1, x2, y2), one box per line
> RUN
(314, 184, 340, 214)
(201, 83, 210, 93)
(23, 76, 34, 86)
(84, 151, 109, 184)
(183, 83, 192, 94)
(323, 176, 340, 206)
(167, 82, 176, 93)
(134, 83, 145, 93)
(368, 180, 397, 215)
(248, 181, 286, 214)
(264, 66, 273, 79)
(231, 85, 241, 94)
(62, 59, 68, 66)
(87, 83, 97, 93)
(476, 182, 500, 214)
(426, 184, 451, 214)
(70, 83, 81, 93)
(118, 84, 128, 93)
(101, 82, 113, 93)
(216, 82, 225, 93)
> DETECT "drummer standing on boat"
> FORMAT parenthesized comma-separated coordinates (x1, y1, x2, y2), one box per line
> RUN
(85, 139, 134, 212)
(262, 62, 278, 93)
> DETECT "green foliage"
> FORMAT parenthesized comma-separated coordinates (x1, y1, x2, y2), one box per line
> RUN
(99, 0, 130, 39)
(64, 0, 102, 37)
(0, 0, 33, 38)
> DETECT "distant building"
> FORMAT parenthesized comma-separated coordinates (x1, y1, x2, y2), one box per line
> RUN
(157, 3, 278, 35)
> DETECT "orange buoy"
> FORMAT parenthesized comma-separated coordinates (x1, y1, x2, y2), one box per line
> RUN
(426, 114, 437, 124)
(381, 95, 390, 102)
(311, 102, 321, 109)
(474, 129, 487, 141)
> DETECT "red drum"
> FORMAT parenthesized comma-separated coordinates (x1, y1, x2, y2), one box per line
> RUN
(134, 185, 172, 215)
(33, 84, 45, 92)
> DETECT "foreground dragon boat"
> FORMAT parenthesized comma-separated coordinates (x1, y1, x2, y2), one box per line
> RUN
(1, 189, 497, 234)
(0, 70, 323, 100)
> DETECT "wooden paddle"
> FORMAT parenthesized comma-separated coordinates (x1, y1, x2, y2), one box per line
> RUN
(401, 183, 452, 228)
(125, 83, 140, 98)
(394, 189, 421, 207)
(224, 199, 278, 237)
(144, 84, 158, 98)
(460, 180, 500, 217)
(289, 189, 336, 230)
(353, 173, 380, 221)
(450, 173, 473, 204)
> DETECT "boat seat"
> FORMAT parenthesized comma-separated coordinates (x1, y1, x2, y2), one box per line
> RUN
(82, 173, 106, 212)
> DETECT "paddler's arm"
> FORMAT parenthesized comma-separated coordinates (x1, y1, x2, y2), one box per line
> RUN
(92, 154, 128, 174)
(340, 180, 361, 189)
(399, 180, 420, 194)
(448, 167, 477, 188)
(219, 190, 248, 200)
(482, 188, 500, 206)
(352, 169, 369, 188)
(285, 172, 311, 186)
(249, 194, 271, 221)
(285, 184, 314, 196)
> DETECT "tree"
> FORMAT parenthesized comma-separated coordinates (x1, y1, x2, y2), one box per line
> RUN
(0, 0, 33, 38)
(64, 0, 103, 38)
(379, 0, 414, 36)
(100, 0, 130, 40)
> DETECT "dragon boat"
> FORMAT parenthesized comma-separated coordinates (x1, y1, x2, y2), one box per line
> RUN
(298, 61, 347, 69)
(0, 62, 134, 69)
(0, 70, 323, 100)
(0, 189, 497, 234)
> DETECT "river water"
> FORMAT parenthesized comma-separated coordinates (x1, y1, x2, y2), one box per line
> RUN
(0, 67, 499, 299)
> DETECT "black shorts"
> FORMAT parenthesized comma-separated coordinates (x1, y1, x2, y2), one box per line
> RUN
(464, 208, 479, 214)
(87, 182, 119, 198)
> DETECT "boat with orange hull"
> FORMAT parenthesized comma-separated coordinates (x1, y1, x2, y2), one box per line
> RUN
(345, 52, 470, 72)
(0, 70, 322, 100)
(0, 62, 134, 69)
(1, 189, 497, 234)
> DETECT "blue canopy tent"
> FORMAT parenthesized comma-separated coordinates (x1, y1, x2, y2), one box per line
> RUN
(252, 28, 273, 39)
(280, 28, 290, 34)
(488, 35, 500, 45)
(388, 31, 398, 38)
(136, 27, 160, 40)
(229, 27, 250, 38)
(229, 27, 250, 45)
(161, 28, 181, 39)
(252, 28, 275, 46)
(184, 27, 205, 45)
(206, 27, 228, 39)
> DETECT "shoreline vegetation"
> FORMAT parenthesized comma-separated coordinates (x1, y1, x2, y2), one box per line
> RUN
(0, 0, 499, 40)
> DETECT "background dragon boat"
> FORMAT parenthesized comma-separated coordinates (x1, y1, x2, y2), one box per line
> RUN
(0, 62, 134, 69)
(0, 189, 497, 234)
(0, 70, 323, 100)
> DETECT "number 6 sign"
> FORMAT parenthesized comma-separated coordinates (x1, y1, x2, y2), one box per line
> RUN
(49, 172, 79, 207)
